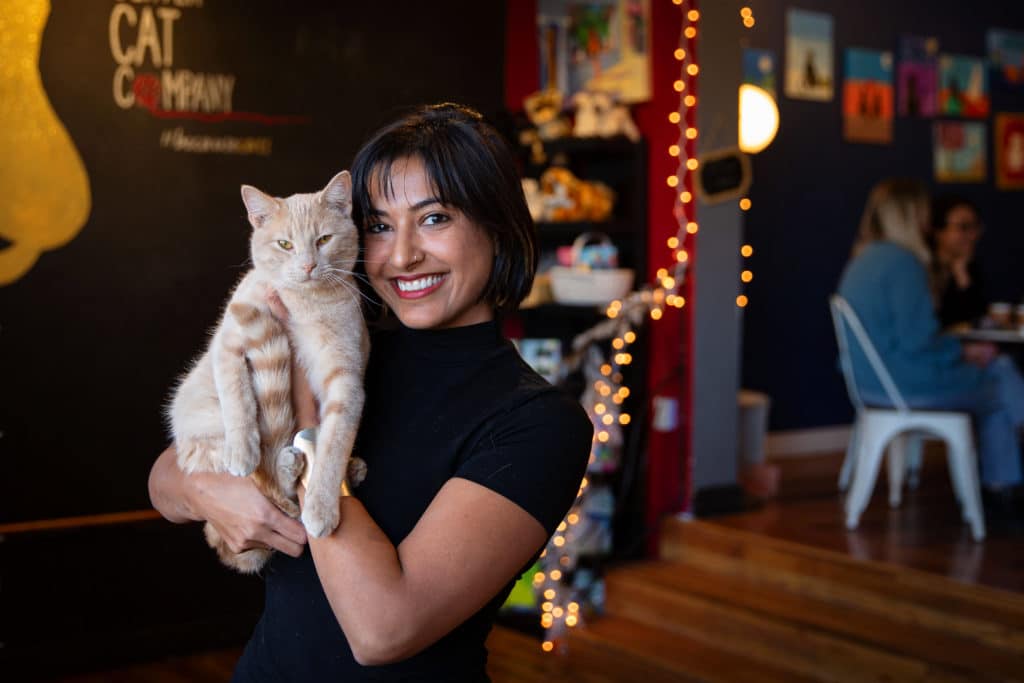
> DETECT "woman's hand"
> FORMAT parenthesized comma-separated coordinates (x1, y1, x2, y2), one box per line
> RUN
(148, 445, 307, 557)
(266, 287, 319, 429)
(963, 341, 998, 367)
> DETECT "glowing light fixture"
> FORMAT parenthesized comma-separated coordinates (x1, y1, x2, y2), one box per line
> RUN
(738, 84, 779, 154)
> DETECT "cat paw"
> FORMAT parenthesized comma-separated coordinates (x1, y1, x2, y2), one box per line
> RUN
(348, 457, 368, 487)
(302, 494, 340, 538)
(277, 497, 300, 518)
(224, 428, 260, 477)
(277, 446, 306, 484)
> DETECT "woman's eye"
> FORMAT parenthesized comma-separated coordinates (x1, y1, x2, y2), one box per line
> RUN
(277, 240, 293, 250)
(366, 223, 389, 235)
(316, 234, 333, 247)
(423, 213, 449, 226)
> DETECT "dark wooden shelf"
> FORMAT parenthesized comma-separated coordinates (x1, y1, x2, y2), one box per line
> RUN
(535, 220, 641, 241)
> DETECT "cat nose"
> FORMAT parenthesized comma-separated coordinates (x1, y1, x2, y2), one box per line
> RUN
(303, 262, 315, 274)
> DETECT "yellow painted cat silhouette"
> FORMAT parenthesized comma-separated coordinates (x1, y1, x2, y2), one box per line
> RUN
(0, 0, 91, 286)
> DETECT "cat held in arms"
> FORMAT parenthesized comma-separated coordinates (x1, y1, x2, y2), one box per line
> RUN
(167, 171, 369, 573)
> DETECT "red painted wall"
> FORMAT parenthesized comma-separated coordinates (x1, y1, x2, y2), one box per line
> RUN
(504, 1, 691, 554)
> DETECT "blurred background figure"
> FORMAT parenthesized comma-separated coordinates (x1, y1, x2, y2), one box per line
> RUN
(838, 179, 1024, 518)
(928, 195, 987, 329)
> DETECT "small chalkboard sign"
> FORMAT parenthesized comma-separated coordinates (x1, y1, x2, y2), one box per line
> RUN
(696, 148, 751, 205)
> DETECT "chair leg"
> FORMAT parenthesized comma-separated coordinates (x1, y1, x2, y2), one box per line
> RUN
(948, 438, 986, 542)
(845, 425, 889, 530)
(905, 434, 924, 490)
(839, 418, 860, 492)
(887, 434, 907, 508)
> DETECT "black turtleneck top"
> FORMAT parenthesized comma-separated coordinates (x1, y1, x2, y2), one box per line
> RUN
(231, 320, 593, 682)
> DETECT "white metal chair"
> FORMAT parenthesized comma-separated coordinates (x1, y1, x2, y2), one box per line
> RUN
(829, 295, 985, 540)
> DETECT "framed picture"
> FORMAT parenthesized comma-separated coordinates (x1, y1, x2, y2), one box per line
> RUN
(987, 29, 1024, 86)
(897, 35, 938, 117)
(743, 48, 777, 98)
(843, 49, 893, 144)
(933, 121, 986, 183)
(995, 113, 1024, 190)
(785, 9, 833, 101)
(938, 55, 989, 118)
(537, 0, 651, 103)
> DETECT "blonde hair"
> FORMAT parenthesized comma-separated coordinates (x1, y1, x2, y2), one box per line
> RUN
(853, 178, 931, 264)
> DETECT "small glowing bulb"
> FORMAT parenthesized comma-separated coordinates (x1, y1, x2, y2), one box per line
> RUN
(685, 26, 697, 38)
(651, 308, 663, 321)
(618, 387, 631, 398)
(667, 236, 680, 249)
(739, 197, 752, 211)
(542, 601, 553, 612)
(560, 555, 571, 566)
(680, 191, 693, 203)
(657, 268, 668, 279)
(621, 353, 633, 365)
(568, 602, 580, 612)
(624, 331, 636, 344)
(684, 95, 696, 106)
(741, 244, 754, 257)
(541, 614, 554, 628)
(552, 607, 564, 618)
(619, 414, 631, 425)
(741, 270, 753, 283)
(667, 175, 679, 188)
(663, 276, 676, 289)
(550, 569, 562, 581)
(553, 535, 566, 547)
(686, 222, 699, 234)
(612, 394, 624, 405)
(602, 414, 614, 425)
(673, 80, 686, 92)
(686, 158, 699, 170)
(557, 521, 567, 532)
(741, 7, 752, 18)
(676, 250, 688, 262)
(599, 384, 611, 396)
(669, 111, 681, 124)
(687, 63, 699, 76)
(686, 127, 698, 139)
(595, 403, 607, 415)
(597, 431, 609, 443)
(669, 144, 680, 157)
(674, 48, 686, 61)
(607, 308, 618, 319)
(612, 338, 624, 350)
(600, 364, 612, 376)
(567, 513, 579, 524)
(672, 0, 682, 4)
(737, 295, 749, 307)
(544, 589, 556, 600)
(674, 296, 686, 308)
(688, 9, 699, 21)
(542, 641, 554, 652)
(744, 17, 755, 28)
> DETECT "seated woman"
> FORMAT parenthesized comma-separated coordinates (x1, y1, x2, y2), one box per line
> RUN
(928, 194, 987, 328)
(837, 179, 1023, 515)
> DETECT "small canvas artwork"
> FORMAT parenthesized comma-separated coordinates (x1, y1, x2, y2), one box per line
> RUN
(897, 35, 938, 117)
(843, 49, 894, 144)
(987, 29, 1024, 85)
(933, 121, 986, 183)
(995, 114, 1024, 190)
(537, 0, 651, 103)
(785, 9, 833, 101)
(743, 48, 777, 98)
(513, 338, 564, 385)
(938, 54, 989, 118)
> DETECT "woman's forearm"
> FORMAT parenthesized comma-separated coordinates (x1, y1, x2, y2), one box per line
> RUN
(148, 445, 201, 523)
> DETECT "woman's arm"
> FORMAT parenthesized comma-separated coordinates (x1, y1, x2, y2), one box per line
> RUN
(307, 480, 547, 666)
(148, 445, 307, 557)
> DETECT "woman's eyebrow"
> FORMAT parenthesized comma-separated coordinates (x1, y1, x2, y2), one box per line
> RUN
(367, 197, 442, 218)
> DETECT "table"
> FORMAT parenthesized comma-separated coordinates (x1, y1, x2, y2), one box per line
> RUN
(949, 328, 1024, 344)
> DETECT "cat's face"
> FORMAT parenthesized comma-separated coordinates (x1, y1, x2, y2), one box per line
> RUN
(241, 172, 358, 291)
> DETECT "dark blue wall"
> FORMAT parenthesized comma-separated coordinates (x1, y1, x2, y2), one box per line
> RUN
(742, 0, 1024, 431)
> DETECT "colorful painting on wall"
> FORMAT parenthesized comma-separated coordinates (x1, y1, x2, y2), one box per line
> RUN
(897, 35, 938, 117)
(938, 55, 989, 118)
(987, 29, 1024, 85)
(933, 121, 986, 183)
(743, 48, 777, 98)
(784, 9, 833, 101)
(537, 0, 651, 103)
(843, 48, 893, 144)
(995, 114, 1024, 190)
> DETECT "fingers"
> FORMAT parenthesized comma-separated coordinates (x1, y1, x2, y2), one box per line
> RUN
(267, 531, 306, 558)
(266, 286, 290, 321)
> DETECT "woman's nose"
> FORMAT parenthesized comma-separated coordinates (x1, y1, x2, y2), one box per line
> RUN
(390, 226, 423, 270)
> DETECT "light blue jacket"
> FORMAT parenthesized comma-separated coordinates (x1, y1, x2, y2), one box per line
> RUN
(837, 242, 982, 399)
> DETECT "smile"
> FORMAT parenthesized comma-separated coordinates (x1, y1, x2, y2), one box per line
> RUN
(393, 273, 446, 298)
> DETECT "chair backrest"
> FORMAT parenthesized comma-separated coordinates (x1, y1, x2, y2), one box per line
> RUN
(829, 294, 908, 412)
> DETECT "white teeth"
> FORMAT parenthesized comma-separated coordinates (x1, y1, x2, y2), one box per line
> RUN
(396, 274, 444, 292)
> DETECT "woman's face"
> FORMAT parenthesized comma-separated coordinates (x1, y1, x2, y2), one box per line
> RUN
(363, 156, 495, 330)
(935, 204, 982, 261)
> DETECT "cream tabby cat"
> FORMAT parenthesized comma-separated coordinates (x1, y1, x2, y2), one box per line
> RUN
(167, 171, 369, 573)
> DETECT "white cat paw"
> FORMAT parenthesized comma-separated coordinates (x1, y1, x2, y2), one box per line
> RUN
(224, 429, 260, 477)
(302, 495, 340, 538)
(277, 446, 306, 483)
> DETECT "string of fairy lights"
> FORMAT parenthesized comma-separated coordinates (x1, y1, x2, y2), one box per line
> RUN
(534, 0, 762, 654)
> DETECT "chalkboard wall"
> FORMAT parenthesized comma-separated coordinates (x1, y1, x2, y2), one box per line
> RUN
(0, 0, 505, 523)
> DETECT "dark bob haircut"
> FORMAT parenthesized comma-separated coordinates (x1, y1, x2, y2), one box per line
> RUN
(350, 103, 537, 315)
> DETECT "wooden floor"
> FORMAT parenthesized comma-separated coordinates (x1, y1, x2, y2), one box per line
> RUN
(47, 452, 1024, 682)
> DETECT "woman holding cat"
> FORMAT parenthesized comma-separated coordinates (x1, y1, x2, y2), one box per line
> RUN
(148, 103, 593, 681)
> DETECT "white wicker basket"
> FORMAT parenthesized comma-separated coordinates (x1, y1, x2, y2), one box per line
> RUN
(549, 232, 634, 306)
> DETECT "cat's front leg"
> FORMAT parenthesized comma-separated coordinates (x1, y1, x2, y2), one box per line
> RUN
(302, 369, 365, 538)
(213, 326, 261, 477)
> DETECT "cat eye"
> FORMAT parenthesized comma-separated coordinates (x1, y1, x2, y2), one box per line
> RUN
(277, 240, 294, 251)
(316, 234, 333, 247)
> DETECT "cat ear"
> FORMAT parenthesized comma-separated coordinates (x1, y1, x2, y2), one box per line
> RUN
(321, 171, 352, 215)
(240, 185, 278, 230)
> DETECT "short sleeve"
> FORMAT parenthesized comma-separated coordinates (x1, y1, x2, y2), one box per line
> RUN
(455, 390, 594, 537)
